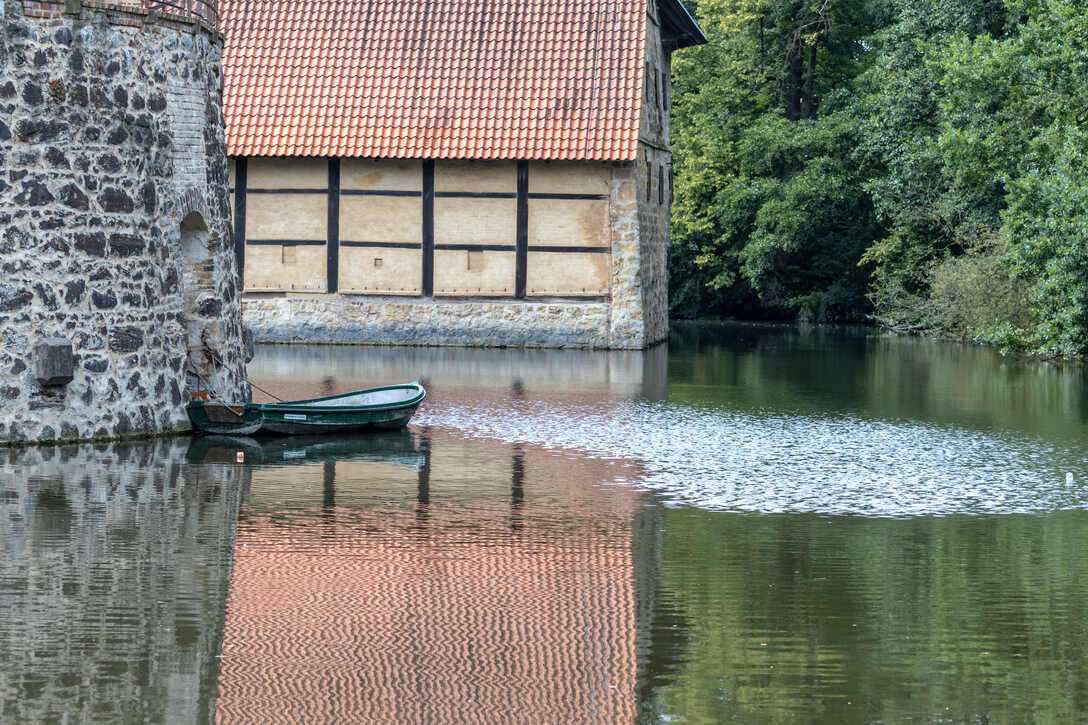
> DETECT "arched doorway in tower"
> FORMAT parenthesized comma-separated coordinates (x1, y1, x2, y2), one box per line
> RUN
(179, 211, 222, 395)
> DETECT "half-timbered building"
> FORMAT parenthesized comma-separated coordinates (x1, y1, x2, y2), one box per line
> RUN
(221, 0, 704, 348)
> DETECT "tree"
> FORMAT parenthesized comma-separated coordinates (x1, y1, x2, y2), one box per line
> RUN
(670, 0, 885, 322)
(671, 0, 1088, 356)
(937, 0, 1088, 355)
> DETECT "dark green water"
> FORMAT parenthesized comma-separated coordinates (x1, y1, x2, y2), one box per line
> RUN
(2, 323, 1087, 723)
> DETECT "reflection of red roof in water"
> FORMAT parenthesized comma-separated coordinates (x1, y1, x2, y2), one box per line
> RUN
(216, 492, 641, 721)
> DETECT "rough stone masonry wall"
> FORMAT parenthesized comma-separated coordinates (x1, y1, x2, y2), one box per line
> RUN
(634, 0, 674, 348)
(607, 160, 649, 348)
(0, 0, 248, 445)
(633, 146, 671, 349)
(245, 296, 616, 349)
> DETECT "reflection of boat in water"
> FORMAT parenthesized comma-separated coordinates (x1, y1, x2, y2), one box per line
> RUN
(187, 383, 426, 435)
(186, 430, 426, 470)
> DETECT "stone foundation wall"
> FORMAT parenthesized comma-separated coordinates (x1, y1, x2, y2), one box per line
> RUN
(0, 0, 248, 445)
(244, 295, 617, 348)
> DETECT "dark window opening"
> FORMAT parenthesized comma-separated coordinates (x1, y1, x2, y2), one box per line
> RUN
(659, 165, 664, 205)
(646, 160, 653, 202)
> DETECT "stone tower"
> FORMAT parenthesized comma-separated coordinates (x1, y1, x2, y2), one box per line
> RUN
(0, 0, 248, 445)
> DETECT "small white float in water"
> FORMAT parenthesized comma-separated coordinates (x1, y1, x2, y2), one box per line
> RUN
(1067, 472, 1075, 484)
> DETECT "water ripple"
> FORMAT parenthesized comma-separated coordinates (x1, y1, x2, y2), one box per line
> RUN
(416, 397, 1088, 517)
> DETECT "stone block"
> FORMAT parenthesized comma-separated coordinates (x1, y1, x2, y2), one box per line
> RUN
(33, 338, 74, 386)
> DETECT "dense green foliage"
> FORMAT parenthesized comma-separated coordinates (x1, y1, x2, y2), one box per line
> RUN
(670, 0, 1088, 356)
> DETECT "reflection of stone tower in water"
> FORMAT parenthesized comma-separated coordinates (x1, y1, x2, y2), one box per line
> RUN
(0, 0, 249, 445)
(0, 439, 246, 722)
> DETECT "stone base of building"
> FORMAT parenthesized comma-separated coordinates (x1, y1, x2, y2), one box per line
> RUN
(244, 294, 665, 349)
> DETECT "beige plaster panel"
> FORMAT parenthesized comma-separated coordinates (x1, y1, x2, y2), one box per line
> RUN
(228, 159, 236, 188)
(435, 160, 517, 193)
(247, 157, 329, 190)
(244, 244, 327, 292)
(434, 250, 516, 296)
(435, 197, 516, 245)
(528, 161, 611, 195)
(246, 193, 328, 241)
(341, 195, 422, 244)
(340, 246, 422, 295)
(342, 158, 422, 191)
(526, 252, 610, 297)
(527, 198, 611, 247)
(229, 192, 234, 227)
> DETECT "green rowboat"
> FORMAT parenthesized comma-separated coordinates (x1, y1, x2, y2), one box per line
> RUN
(187, 382, 426, 436)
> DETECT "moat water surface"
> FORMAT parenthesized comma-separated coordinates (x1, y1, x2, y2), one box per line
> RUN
(3, 322, 1088, 723)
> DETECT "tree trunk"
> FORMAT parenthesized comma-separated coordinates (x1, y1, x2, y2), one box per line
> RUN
(800, 41, 818, 119)
(783, 42, 803, 121)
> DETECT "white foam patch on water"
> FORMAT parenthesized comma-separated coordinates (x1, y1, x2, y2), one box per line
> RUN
(416, 398, 1088, 517)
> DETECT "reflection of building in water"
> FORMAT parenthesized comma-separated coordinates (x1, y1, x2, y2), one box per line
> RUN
(0, 440, 244, 724)
(248, 343, 669, 401)
(216, 430, 659, 723)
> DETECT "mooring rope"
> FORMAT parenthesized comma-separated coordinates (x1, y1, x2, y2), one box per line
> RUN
(185, 365, 218, 399)
(186, 360, 283, 403)
(247, 378, 284, 403)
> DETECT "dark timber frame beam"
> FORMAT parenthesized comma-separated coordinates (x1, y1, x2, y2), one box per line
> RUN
(327, 158, 341, 294)
(422, 160, 435, 297)
(233, 157, 247, 290)
(515, 161, 529, 299)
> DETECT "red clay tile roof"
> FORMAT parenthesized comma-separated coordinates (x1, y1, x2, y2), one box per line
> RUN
(220, 0, 649, 160)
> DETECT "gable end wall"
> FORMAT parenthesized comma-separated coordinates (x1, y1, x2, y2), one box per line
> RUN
(630, 0, 673, 347)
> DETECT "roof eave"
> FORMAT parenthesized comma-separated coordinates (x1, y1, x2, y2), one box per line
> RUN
(659, 0, 707, 50)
